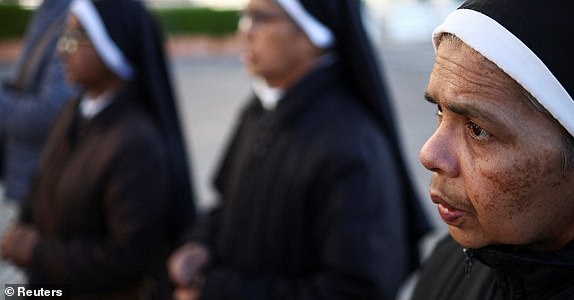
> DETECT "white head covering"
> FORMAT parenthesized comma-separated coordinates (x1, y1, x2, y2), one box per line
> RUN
(274, 0, 335, 49)
(70, 0, 135, 80)
(433, 0, 574, 137)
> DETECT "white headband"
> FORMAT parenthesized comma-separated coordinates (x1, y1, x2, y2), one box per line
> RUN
(71, 0, 135, 80)
(275, 0, 335, 49)
(433, 9, 574, 137)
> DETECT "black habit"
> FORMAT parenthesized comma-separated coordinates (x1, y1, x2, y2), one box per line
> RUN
(191, 61, 427, 300)
(18, 0, 196, 297)
(21, 91, 171, 298)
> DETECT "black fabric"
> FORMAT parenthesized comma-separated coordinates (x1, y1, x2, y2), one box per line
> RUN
(20, 94, 171, 298)
(191, 61, 428, 300)
(9, 0, 71, 93)
(0, 136, 3, 180)
(473, 241, 574, 299)
(295, 0, 431, 258)
(411, 235, 499, 300)
(412, 234, 574, 300)
(458, 0, 574, 100)
(87, 0, 197, 246)
(12, 8, 65, 91)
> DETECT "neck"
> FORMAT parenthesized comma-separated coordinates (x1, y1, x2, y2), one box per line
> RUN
(86, 77, 124, 99)
(268, 49, 328, 90)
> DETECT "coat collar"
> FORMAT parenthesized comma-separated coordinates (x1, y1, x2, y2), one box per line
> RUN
(71, 86, 144, 133)
(247, 57, 343, 131)
(471, 240, 574, 296)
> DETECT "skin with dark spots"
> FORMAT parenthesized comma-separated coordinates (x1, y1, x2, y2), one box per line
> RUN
(420, 36, 574, 251)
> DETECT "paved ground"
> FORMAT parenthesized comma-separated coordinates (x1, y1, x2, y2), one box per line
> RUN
(0, 38, 447, 293)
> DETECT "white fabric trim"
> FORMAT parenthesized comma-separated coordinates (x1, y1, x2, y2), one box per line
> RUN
(275, 0, 335, 49)
(71, 0, 135, 80)
(79, 91, 114, 119)
(433, 9, 574, 137)
(252, 77, 283, 110)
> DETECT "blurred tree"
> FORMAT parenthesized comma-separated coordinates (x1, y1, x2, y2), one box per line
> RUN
(0, 3, 34, 40)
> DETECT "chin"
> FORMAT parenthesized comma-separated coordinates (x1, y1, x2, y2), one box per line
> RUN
(242, 64, 257, 75)
(449, 228, 491, 249)
(240, 52, 256, 68)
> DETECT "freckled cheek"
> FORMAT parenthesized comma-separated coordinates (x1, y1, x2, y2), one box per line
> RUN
(466, 161, 539, 228)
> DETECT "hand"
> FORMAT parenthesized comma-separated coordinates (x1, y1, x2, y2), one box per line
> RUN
(173, 284, 202, 300)
(0, 223, 39, 267)
(168, 242, 210, 288)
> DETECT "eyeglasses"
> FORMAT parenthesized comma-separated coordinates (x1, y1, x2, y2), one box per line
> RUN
(238, 10, 290, 32)
(58, 30, 91, 54)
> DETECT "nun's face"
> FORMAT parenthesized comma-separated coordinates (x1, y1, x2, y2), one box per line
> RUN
(421, 38, 574, 251)
(239, 0, 323, 89)
(59, 15, 116, 94)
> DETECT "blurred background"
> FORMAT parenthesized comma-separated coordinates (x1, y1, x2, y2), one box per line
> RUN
(0, 0, 462, 43)
(0, 0, 462, 290)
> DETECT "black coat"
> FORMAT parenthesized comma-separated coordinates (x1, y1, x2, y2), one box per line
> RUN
(411, 235, 574, 300)
(192, 62, 424, 300)
(20, 91, 172, 299)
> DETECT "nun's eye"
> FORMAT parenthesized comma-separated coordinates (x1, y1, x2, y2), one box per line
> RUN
(58, 29, 91, 54)
(58, 36, 79, 54)
(467, 122, 490, 139)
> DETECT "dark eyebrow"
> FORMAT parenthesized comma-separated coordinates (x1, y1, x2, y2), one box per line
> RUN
(424, 92, 502, 125)
(424, 92, 437, 104)
(446, 102, 491, 122)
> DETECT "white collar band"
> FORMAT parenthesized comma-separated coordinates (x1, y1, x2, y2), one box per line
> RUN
(433, 9, 574, 137)
(252, 77, 283, 110)
(80, 91, 114, 119)
(71, 0, 135, 80)
(275, 0, 335, 49)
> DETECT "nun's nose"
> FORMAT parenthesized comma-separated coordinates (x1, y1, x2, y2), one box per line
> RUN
(238, 13, 254, 37)
(420, 123, 460, 178)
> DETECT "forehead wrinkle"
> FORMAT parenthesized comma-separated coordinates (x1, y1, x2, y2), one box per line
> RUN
(435, 51, 509, 94)
(430, 59, 505, 125)
(433, 44, 531, 133)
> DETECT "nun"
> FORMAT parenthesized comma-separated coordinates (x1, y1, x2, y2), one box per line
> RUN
(409, 0, 574, 299)
(0, 0, 196, 298)
(168, 0, 431, 299)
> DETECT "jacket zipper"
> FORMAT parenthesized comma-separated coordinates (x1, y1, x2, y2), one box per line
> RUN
(463, 248, 474, 279)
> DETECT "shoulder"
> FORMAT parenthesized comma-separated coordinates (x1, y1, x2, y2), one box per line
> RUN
(99, 102, 165, 157)
(310, 88, 390, 157)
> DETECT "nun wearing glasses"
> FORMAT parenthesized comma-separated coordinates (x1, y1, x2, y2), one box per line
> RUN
(0, 0, 196, 298)
(168, 0, 431, 299)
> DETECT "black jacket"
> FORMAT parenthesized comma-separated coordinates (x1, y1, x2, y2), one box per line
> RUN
(411, 235, 574, 300)
(190, 61, 427, 300)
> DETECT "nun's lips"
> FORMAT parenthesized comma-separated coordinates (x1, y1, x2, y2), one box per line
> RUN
(431, 193, 465, 225)
(240, 50, 254, 64)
